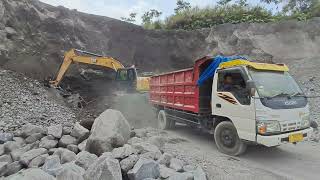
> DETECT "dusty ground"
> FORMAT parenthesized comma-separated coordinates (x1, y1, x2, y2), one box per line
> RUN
(164, 125, 320, 180)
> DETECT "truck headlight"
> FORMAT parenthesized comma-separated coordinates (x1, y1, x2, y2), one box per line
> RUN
(301, 115, 310, 128)
(257, 120, 281, 135)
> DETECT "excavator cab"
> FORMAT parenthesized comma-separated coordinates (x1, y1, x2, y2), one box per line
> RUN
(115, 68, 138, 93)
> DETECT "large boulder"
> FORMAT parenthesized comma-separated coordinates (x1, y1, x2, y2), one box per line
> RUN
(127, 158, 160, 180)
(85, 109, 131, 156)
(70, 123, 89, 141)
(20, 148, 48, 166)
(42, 155, 63, 176)
(75, 151, 98, 170)
(59, 135, 77, 148)
(47, 124, 63, 139)
(21, 124, 46, 138)
(5, 168, 55, 180)
(84, 156, 122, 180)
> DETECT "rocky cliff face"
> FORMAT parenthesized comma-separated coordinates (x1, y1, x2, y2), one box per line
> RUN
(0, 0, 319, 121)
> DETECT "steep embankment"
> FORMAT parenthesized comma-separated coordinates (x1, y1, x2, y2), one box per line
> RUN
(0, 0, 319, 122)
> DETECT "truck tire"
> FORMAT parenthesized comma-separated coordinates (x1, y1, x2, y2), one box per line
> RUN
(214, 121, 247, 156)
(158, 110, 172, 130)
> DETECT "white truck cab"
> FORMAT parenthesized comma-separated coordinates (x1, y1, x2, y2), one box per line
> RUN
(211, 60, 313, 155)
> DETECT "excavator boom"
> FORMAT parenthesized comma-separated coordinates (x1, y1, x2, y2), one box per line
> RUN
(50, 49, 125, 87)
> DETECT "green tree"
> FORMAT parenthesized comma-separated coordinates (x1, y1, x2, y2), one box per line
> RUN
(121, 13, 137, 23)
(217, 0, 232, 6)
(141, 9, 162, 29)
(174, 0, 191, 13)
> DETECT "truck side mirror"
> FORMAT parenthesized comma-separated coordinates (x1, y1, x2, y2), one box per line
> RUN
(246, 80, 256, 97)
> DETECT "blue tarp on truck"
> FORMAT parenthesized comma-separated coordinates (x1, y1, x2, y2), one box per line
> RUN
(197, 55, 247, 86)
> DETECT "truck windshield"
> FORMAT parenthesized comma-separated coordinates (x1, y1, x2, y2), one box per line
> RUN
(249, 69, 303, 98)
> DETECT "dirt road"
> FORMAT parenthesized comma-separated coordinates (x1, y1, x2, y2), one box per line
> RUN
(164, 125, 320, 180)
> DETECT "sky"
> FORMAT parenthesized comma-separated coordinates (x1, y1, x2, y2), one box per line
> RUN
(39, 0, 279, 24)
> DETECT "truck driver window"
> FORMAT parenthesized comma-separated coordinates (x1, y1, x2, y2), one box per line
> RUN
(118, 70, 127, 81)
(218, 71, 250, 105)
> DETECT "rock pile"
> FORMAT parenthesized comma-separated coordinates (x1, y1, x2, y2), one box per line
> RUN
(0, 109, 208, 180)
(0, 69, 76, 132)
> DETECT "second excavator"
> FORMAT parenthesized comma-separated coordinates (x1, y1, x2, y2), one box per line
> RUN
(49, 49, 151, 92)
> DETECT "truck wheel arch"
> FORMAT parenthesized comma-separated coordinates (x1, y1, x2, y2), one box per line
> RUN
(213, 116, 232, 130)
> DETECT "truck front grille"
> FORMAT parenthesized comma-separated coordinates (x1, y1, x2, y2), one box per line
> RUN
(281, 121, 301, 132)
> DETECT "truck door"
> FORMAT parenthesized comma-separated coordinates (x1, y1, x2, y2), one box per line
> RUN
(212, 67, 256, 141)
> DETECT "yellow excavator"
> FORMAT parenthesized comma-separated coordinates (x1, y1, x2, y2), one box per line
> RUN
(49, 49, 150, 92)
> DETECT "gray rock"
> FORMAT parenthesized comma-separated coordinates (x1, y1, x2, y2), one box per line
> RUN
(42, 155, 63, 176)
(58, 162, 85, 180)
(67, 144, 79, 154)
(40, 136, 58, 149)
(84, 156, 122, 180)
(120, 154, 139, 173)
(70, 123, 89, 141)
(160, 164, 176, 179)
(75, 151, 98, 170)
(183, 165, 196, 172)
(0, 133, 13, 144)
(4, 141, 24, 153)
(20, 148, 48, 166)
(112, 144, 135, 159)
(13, 137, 25, 145)
(85, 109, 131, 156)
(29, 153, 49, 168)
(47, 124, 63, 139)
(127, 158, 160, 180)
(2, 161, 23, 176)
(10, 142, 39, 161)
(21, 124, 46, 138)
(128, 137, 143, 145)
(59, 135, 77, 148)
(5, 168, 55, 180)
(168, 172, 194, 180)
(78, 139, 87, 152)
(62, 127, 72, 135)
(158, 153, 172, 166)
(25, 133, 44, 144)
(140, 151, 162, 161)
(0, 162, 8, 176)
(170, 158, 184, 172)
(53, 148, 76, 164)
(0, 154, 12, 163)
(193, 166, 207, 180)
(0, 144, 4, 156)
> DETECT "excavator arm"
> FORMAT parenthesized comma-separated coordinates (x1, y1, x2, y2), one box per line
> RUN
(50, 49, 125, 87)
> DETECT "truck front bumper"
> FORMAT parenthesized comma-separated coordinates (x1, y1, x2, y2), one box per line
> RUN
(256, 127, 313, 147)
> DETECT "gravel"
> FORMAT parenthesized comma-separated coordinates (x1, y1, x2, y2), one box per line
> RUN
(0, 69, 76, 132)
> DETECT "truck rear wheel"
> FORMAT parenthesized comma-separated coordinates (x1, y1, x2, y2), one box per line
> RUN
(214, 121, 247, 156)
(158, 110, 174, 130)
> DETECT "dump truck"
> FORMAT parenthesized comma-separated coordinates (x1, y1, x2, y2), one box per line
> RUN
(149, 56, 313, 155)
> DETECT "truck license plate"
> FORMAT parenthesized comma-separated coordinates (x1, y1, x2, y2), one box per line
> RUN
(289, 133, 303, 143)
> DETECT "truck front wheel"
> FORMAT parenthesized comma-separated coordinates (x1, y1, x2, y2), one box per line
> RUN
(158, 110, 174, 130)
(214, 121, 247, 156)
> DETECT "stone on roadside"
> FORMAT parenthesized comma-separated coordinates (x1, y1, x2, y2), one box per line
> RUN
(25, 133, 44, 144)
(84, 156, 122, 180)
(2, 161, 22, 176)
(127, 158, 160, 180)
(120, 154, 139, 173)
(78, 139, 87, 152)
(168, 172, 194, 180)
(170, 158, 184, 172)
(0, 133, 13, 144)
(5, 168, 55, 180)
(193, 166, 207, 180)
(112, 144, 135, 159)
(42, 155, 63, 176)
(85, 109, 131, 156)
(70, 123, 89, 141)
(0, 154, 12, 163)
(75, 151, 98, 170)
(21, 124, 46, 138)
(28, 153, 49, 168)
(20, 148, 48, 166)
(59, 135, 77, 148)
(158, 153, 172, 166)
(39, 136, 58, 149)
(160, 164, 176, 179)
(67, 144, 79, 154)
(47, 124, 63, 139)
